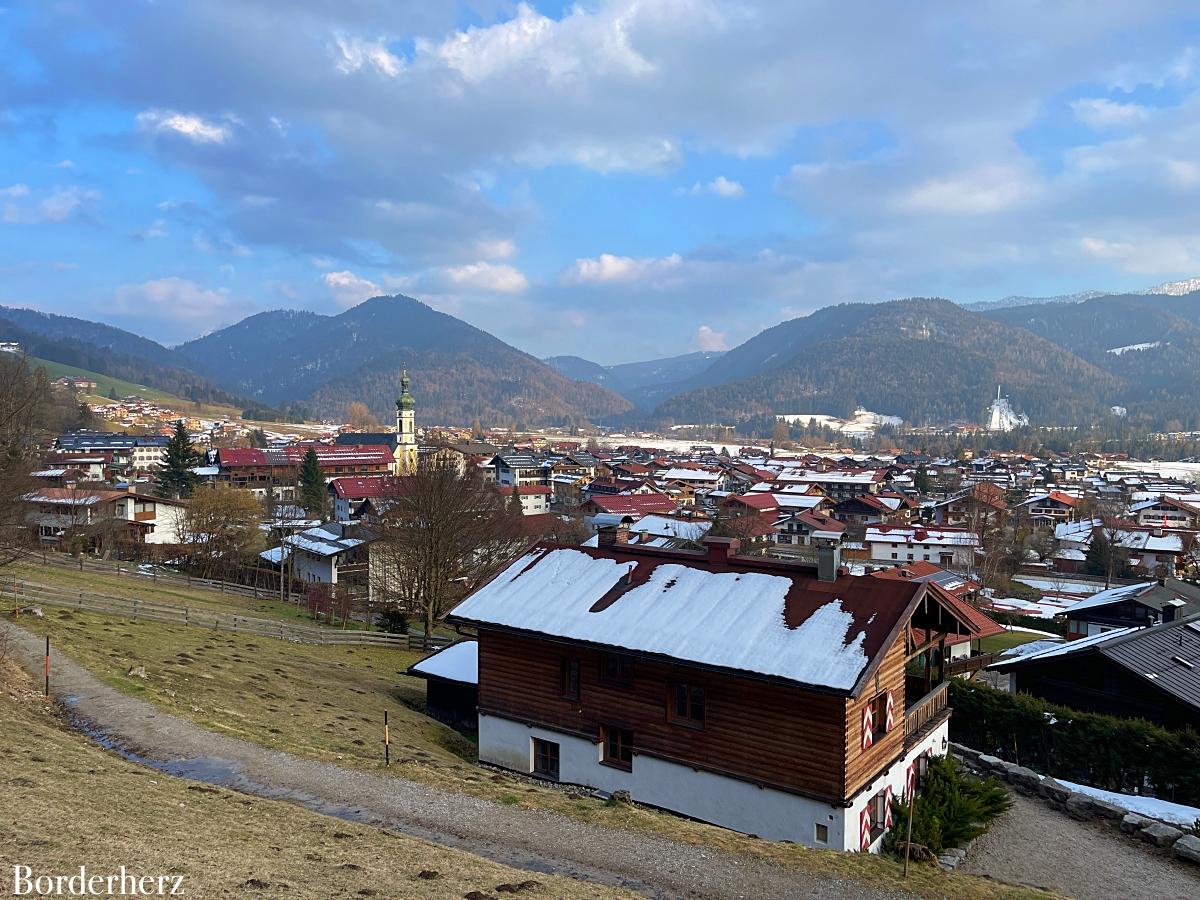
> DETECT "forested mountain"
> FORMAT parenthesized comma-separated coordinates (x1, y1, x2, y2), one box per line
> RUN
(544, 350, 725, 408)
(985, 292, 1200, 428)
(655, 298, 1121, 426)
(179, 295, 632, 426)
(0, 306, 189, 370)
(0, 312, 249, 408)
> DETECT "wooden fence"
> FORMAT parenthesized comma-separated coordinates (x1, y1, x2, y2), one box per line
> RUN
(3, 581, 452, 652)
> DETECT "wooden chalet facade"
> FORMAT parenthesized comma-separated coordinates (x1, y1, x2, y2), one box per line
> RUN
(448, 537, 973, 851)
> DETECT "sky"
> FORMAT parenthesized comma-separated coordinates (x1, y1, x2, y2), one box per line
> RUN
(2, 2, 1200, 364)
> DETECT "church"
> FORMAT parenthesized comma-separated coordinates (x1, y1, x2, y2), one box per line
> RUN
(333, 370, 419, 476)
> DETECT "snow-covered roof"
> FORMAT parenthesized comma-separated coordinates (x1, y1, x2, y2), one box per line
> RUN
(991, 624, 1142, 667)
(409, 640, 478, 685)
(659, 467, 722, 482)
(865, 525, 980, 547)
(283, 524, 366, 557)
(629, 515, 711, 542)
(449, 544, 928, 693)
(1062, 581, 1155, 614)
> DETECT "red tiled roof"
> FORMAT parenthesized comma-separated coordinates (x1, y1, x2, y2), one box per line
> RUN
(586, 493, 677, 516)
(724, 492, 779, 512)
(330, 476, 401, 499)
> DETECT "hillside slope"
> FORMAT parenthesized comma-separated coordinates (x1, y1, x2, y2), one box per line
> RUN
(545, 350, 725, 408)
(180, 296, 632, 425)
(655, 298, 1120, 426)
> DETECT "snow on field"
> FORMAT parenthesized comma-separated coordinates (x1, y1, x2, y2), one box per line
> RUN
(1013, 576, 1104, 596)
(1058, 780, 1200, 827)
(986, 595, 1077, 618)
(1106, 341, 1162, 356)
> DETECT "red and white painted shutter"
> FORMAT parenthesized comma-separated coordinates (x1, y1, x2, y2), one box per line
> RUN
(861, 704, 874, 751)
(883, 786, 894, 829)
(884, 690, 895, 732)
(905, 763, 916, 799)
(860, 806, 872, 850)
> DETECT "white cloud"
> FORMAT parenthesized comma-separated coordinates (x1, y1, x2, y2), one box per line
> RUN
(136, 109, 232, 144)
(444, 261, 528, 293)
(332, 34, 404, 78)
(1071, 98, 1150, 129)
(322, 270, 383, 307)
(565, 252, 683, 284)
(903, 165, 1035, 215)
(694, 324, 728, 351)
(475, 237, 516, 260)
(1078, 235, 1200, 274)
(681, 175, 745, 199)
(1, 184, 100, 224)
(49, 159, 75, 169)
(112, 277, 231, 320)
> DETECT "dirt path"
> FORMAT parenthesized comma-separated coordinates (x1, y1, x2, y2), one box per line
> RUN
(961, 791, 1200, 900)
(3, 622, 908, 900)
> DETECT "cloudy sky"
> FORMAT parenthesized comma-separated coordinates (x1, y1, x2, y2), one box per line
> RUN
(2, 2, 1199, 362)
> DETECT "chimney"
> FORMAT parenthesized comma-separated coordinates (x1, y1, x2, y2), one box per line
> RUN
(1163, 598, 1185, 624)
(598, 523, 630, 547)
(815, 536, 841, 583)
(703, 535, 740, 564)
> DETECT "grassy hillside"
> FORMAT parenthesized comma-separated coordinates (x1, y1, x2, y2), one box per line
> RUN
(30, 357, 242, 420)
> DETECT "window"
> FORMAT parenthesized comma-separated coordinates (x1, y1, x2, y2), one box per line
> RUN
(601, 725, 633, 769)
(669, 683, 706, 726)
(814, 823, 828, 845)
(561, 658, 580, 700)
(869, 789, 889, 838)
(533, 738, 560, 780)
(599, 652, 633, 687)
(870, 692, 888, 743)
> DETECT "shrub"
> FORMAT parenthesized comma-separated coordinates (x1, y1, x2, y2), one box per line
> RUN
(949, 678, 1200, 805)
(884, 757, 1011, 856)
(377, 609, 410, 635)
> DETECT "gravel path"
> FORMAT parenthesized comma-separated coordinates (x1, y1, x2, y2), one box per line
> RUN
(961, 791, 1200, 900)
(4, 622, 909, 900)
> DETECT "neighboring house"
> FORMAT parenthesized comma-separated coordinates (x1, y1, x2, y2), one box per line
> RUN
(580, 493, 678, 519)
(448, 537, 978, 852)
(868, 573, 1002, 662)
(769, 468, 886, 500)
(1061, 579, 1200, 640)
(1053, 518, 1186, 577)
(54, 432, 171, 470)
(490, 454, 552, 487)
(864, 525, 980, 568)
(265, 522, 371, 587)
(111, 492, 188, 544)
(496, 484, 552, 516)
(991, 615, 1200, 731)
(328, 476, 400, 521)
(24, 487, 132, 546)
(775, 510, 846, 547)
(216, 445, 393, 498)
(929, 483, 1008, 532)
(1019, 491, 1079, 523)
(1129, 496, 1200, 532)
(407, 640, 479, 730)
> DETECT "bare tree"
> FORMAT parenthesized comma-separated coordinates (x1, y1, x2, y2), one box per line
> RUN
(0, 355, 49, 566)
(180, 485, 264, 579)
(372, 467, 525, 636)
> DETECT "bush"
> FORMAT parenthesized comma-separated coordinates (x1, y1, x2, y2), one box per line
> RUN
(949, 678, 1200, 805)
(377, 609, 410, 635)
(884, 757, 1011, 856)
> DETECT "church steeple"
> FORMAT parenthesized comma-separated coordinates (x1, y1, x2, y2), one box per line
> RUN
(394, 369, 418, 475)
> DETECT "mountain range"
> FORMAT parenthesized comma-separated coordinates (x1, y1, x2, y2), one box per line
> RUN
(3, 285, 1200, 431)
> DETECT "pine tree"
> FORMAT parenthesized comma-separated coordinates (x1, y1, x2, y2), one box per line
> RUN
(156, 420, 198, 499)
(298, 446, 327, 517)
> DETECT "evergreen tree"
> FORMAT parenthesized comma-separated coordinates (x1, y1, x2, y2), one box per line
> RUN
(298, 446, 327, 517)
(913, 467, 931, 494)
(157, 420, 199, 499)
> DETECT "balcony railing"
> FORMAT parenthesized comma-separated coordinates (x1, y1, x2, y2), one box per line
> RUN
(904, 680, 950, 749)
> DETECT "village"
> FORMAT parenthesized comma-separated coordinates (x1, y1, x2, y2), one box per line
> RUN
(2, 367, 1198, 899)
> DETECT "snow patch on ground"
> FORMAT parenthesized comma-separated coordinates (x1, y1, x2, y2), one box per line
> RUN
(1106, 341, 1162, 356)
(1057, 779, 1200, 827)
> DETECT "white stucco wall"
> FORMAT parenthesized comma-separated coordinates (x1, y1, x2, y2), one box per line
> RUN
(479, 712, 949, 853)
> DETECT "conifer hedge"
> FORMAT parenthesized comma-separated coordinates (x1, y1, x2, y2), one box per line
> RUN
(949, 679, 1200, 805)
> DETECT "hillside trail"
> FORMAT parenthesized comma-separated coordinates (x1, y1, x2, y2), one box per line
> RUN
(3, 621, 908, 900)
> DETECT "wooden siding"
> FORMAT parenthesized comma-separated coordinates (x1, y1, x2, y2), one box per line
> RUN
(843, 633, 908, 799)
(477, 630, 853, 802)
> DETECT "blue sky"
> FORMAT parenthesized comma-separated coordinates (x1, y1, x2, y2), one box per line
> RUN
(2, 2, 1200, 363)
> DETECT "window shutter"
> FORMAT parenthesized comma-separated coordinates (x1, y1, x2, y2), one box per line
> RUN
(905, 763, 916, 799)
(861, 704, 874, 751)
(883, 786, 894, 829)
(884, 690, 895, 732)
(860, 806, 872, 851)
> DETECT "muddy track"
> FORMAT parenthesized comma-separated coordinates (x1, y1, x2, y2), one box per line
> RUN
(3, 621, 909, 900)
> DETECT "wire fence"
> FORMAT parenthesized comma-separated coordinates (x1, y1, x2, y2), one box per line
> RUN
(2, 580, 452, 652)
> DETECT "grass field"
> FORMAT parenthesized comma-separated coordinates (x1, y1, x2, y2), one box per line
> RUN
(11, 605, 1052, 900)
(7, 560, 321, 624)
(979, 629, 1051, 654)
(0, 657, 633, 899)
(30, 356, 241, 418)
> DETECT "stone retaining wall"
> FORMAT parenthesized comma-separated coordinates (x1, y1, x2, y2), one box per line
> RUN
(952, 743, 1200, 867)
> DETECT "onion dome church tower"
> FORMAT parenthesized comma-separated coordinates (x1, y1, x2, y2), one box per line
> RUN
(395, 369, 418, 475)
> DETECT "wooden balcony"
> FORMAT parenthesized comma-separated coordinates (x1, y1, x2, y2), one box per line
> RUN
(904, 680, 950, 750)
